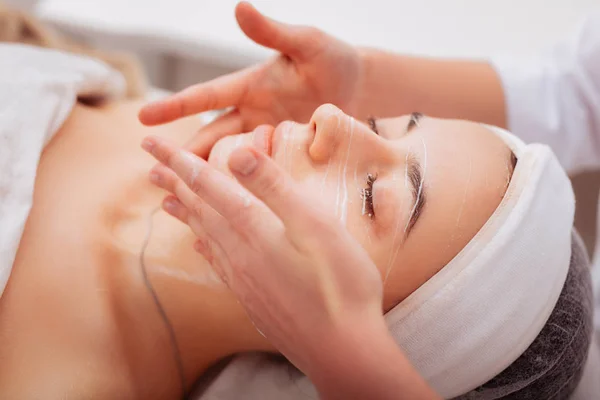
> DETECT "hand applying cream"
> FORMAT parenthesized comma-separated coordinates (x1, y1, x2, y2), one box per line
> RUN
(141, 134, 441, 400)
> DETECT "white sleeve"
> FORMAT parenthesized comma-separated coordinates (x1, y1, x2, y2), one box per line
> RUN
(489, 12, 600, 174)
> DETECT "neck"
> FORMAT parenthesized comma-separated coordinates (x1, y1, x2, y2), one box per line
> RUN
(109, 204, 274, 396)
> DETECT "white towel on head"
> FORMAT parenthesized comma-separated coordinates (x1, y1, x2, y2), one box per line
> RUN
(0, 44, 124, 298)
(191, 127, 578, 400)
(384, 125, 575, 397)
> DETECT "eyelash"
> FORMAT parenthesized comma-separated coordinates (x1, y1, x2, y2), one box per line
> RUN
(367, 117, 379, 135)
(361, 113, 422, 219)
(361, 173, 377, 219)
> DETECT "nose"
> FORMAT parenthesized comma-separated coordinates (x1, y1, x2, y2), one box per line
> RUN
(308, 103, 351, 162)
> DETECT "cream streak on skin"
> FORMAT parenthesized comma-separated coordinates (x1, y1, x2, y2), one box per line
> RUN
(319, 116, 340, 192)
(383, 149, 411, 285)
(338, 117, 355, 225)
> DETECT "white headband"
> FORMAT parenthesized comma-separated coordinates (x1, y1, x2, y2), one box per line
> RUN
(384, 126, 575, 398)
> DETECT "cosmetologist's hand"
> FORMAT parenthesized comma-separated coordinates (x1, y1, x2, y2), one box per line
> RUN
(138, 1, 363, 159)
(140, 133, 441, 400)
(141, 132, 383, 370)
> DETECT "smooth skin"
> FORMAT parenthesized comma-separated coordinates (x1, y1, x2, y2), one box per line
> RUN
(141, 101, 512, 399)
(138, 1, 511, 397)
(141, 134, 440, 400)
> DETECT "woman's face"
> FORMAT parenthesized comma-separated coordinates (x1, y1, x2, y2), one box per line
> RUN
(209, 104, 513, 310)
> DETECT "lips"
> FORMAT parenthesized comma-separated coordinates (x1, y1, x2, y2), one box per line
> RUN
(269, 121, 297, 159)
(252, 125, 275, 157)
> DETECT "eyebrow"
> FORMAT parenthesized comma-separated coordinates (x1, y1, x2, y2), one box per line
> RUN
(405, 154, 426, 237)
(404, 113, 426, 237)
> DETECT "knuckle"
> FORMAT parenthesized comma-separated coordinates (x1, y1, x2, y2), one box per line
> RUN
(188, 166, 210, 195)
(229, 204, 256, 228)
(299, 26, 327, 56)
(302, 26, 324, 43)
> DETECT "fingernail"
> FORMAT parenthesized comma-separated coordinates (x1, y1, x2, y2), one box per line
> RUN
(230, 149, 258, 176)
(141, 138, 155, 152)
(149, 171, 161, 184)
(163, 197, 179, 213)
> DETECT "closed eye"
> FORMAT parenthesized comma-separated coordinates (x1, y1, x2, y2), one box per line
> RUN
(364, 113, 426, 236)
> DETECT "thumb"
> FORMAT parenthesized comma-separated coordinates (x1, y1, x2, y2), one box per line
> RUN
(235, 1, 324, 61)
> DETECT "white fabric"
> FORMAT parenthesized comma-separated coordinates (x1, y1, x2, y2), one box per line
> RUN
(489, 12, 600, 398)
(0, 44, 125, 298)
(383, 127, 574, 398)
(489, 11, 600, 334)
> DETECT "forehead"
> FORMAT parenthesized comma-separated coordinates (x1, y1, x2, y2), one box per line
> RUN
(379, 116, 511, 187)
(388, 116, 512, 268)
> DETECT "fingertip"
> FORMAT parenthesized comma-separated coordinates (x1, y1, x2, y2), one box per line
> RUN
(228, 146, 262, 177)
(141, 135, 159, 153)
(235, 1, 257, 21)
(236, 0, 273, 44)
(138, 103, 163, 126)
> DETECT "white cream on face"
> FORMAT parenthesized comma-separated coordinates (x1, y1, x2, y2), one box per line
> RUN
(337, 117, 355, 224)
(320, 115, 340, 190)
(282, 122, 295, 175)
(383, 147, 412, 284)
(353, 125, 373, 245)
(383, 137, 429, 284)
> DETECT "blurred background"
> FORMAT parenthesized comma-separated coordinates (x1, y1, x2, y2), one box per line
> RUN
(3, 0, 600, 253)
(6, 0, 597, 91)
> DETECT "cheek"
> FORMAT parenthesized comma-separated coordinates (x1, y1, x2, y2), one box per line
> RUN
(305, 169, 387, 268)
(304, 170, 410, 302)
